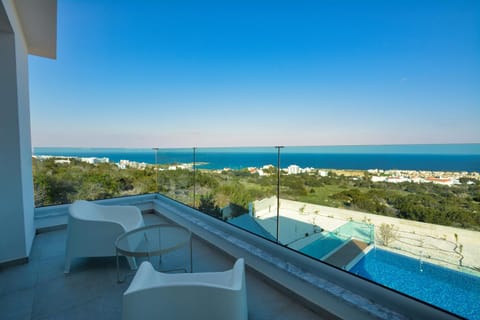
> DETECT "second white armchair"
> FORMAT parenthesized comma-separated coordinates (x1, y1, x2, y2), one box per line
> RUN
(123, 258, 248, 320)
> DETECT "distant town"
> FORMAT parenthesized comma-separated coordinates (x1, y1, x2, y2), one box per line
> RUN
(33, 155, 479, 186)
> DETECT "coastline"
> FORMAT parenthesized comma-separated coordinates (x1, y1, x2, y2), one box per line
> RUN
(32, 148, 480, 172)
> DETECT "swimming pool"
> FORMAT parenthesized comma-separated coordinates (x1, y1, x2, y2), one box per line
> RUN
(350, 248, 480, 319)
(300, 221, 374, 259)
(300, 232, 347, 259)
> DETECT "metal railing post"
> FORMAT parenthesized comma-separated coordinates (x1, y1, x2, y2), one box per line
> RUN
(193, 147, 196, 208)
(275, 146, 284, 243)
(153, 147, 159, 193)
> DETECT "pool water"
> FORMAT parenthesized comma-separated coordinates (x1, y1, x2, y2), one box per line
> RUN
(300, 232, 347, 259)
(300, 221, 374, 259)
(333, 221, 373, 243)
(350, 248, 480, 319)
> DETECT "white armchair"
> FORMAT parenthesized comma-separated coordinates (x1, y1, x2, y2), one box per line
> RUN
(122, 258, 248, 320)
(64, 200, 144, 273)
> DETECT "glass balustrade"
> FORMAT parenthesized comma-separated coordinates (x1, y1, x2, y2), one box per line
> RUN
(32, 145, 480, 319)
(194, 147, 278, 241)
(153, 148, 195, 206)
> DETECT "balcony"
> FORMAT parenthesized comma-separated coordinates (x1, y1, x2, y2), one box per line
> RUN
(1, 193, 461, 319)
(25, 145, 480, 319)
(0, 2, 476, 319)
(0, 201, 317, 319)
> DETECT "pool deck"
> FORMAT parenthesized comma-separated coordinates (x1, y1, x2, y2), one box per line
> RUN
(254, 198, 480, 275)
(324, 239, 369, 269)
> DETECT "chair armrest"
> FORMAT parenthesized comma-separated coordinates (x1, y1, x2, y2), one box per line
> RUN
(98, 205, 144, 231)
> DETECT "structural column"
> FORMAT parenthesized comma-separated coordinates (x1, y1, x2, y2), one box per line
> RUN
(0, 2, 36, 264)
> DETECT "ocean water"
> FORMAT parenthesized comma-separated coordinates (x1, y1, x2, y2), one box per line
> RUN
(33, 144, 480, 172)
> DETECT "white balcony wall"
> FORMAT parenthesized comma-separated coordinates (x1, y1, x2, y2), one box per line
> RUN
(0, 0, 35, 264)
(0, 0, 57, 264)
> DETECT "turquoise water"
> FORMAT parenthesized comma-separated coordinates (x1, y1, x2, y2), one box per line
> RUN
(300, 232, 348, 259)
(300, 221, 373, 259)
(33, 144, 480, 171)
(350, 248, 480, 319)
(333, 221, 373, 243)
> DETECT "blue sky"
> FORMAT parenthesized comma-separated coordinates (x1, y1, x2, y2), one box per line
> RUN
(30, 0, 480, 148)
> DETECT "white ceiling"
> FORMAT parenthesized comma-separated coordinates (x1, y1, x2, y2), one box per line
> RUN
(13, 0, 57, 59)
(0, 2, 13, 33)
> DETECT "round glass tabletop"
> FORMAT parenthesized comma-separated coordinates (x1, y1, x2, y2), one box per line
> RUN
(116, 224, 191, 257)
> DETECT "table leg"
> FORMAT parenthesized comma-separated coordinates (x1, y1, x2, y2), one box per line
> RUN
(190, 237, 193, 273)
(116, 251, 122, 283)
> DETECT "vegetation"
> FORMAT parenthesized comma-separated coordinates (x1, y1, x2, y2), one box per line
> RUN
(35, 159, 142, 205)
(378, 223, 397, 246)
(33, 158, 480, 230)
(198, 193, 221, 218)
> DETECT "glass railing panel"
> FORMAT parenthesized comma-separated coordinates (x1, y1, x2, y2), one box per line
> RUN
(272, 146, 373, 263)
(32, 148, 159, 207)
(273, 145, 480, 320)
(32, 147, 198, 208)
(32, 145, 480, 319)
(194, 146, 278, 241)
(153, 148, 195, 206)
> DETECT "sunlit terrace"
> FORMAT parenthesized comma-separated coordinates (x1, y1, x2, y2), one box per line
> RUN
(1, 202, 321, 319)
(1, 194, 462, 319)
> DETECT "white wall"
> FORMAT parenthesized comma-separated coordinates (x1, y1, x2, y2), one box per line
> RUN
(0, 0, 35, 263)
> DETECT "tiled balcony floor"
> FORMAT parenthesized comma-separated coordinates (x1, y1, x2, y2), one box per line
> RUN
(0, 213, 324, 320)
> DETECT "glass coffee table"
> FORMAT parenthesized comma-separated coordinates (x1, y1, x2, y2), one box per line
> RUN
(115, 224, 192, 282)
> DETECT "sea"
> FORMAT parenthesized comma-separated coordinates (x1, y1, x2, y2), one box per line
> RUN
(33, 144, 480, 172)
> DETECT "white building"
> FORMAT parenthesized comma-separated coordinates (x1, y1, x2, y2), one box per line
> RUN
(118, 159, 147, 169)
(386, 176, 411, 183)
(80, 157, 109, 164)
(426, 177, 460, 186)
(167, 163, 192, 170)
(301, 167, 316, 174)
(54, 159, 70, 164)
(287, 164, 301, 175)
(318, 170, 329, 177)
(411, 177, 427, 184)
(371, 176, 386, 182)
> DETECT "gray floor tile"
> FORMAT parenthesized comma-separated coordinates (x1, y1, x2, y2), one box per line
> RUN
(0, 262, 37, 296)
(0, 288, 34, 320)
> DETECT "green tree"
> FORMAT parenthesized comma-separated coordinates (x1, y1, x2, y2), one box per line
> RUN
(198, 194, 222, 218)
